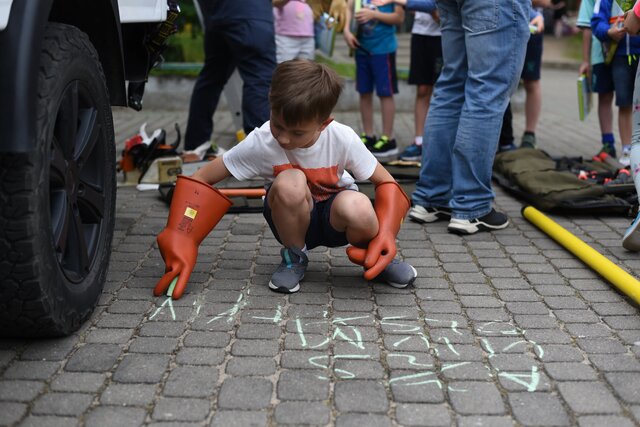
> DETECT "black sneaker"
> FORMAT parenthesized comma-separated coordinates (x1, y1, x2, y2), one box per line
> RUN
(408, 205, 452, 223)
(447, 209, 509, 235)
(520, 133, 536, 149)
(370, 135, 398, 158)
(360, 133, 376, 151)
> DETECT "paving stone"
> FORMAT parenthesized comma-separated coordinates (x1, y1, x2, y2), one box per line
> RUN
(32, 392, 93, 416)
(20, 337, 79, 361)
(557, 382, 622, 414)
(152, 397, 210, 421)
(395, 403, 451, 426)
(0, 380, 44, 402)
(3, 360, 61, 380)
(100, 383, 157, 406)
(537, 345, 585, 362)
(335, 380, 389, 413)
(209, 410, 268, 427)
(0, 402, 27, 425)
(164, 365, 218, 397)
(545, 362, 599, 381)
(175, 347, 226, 366)
(389, 371, 444, 403)
(523, 329, 572, 344)
(576, 338, 627, 354)
(226, 357, 276, 376)
(231, 339, 279, 357)
(489, 354, 539, 371)
(513, 315, 561, 329)
(553, 310, 600, 323)
(50, 372, 106, 393)
(277, 370, 329, 401)
(509, 393, 570, 426)
(19, 415, 77, 427)
(457, 416, 515, 427)
(605, 373, 640, 404)
(84, 406, 147, 427)
(65, 344, 122, 372)
(218, 378, 273, 409)
(588, 354, 640, 372)
(112, 354, 170, 383)
(138, 321, 186, 337)
(448, 382, 505, 415)
(440, 362, 492, 381)
(336, 414, 392, 427)
(274, 401, 331, 425)
(183, 331, 231, 348)
(577, 415, 636, 427)
(128, 337, 178, 353)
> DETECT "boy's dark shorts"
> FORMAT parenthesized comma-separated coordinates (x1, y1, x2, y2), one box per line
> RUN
(263, 190, 350, 250)
(408, 34, 442, 86)
(521, 33, 543, 81)
(610, 55, 639, 107)
(355, 52, 399, 97)
(592, 63, 614, 94)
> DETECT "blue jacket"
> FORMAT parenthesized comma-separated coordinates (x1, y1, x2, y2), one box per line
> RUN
(591, 0, 640, 56)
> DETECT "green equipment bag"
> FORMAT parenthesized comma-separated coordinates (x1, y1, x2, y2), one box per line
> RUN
(493, 148, 636, 216)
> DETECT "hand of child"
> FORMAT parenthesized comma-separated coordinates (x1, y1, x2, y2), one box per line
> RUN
(355, 7, 377, 24)
(343, 29, 360, 49)
(371, 0, 393, 6)
(530, 15, 544, 34)
(624, 9, 640, 35)
(578, 61, 591, 83)
(608, 18, 626, 42)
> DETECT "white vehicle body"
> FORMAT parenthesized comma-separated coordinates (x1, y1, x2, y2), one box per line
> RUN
(0, 0, 167, 30)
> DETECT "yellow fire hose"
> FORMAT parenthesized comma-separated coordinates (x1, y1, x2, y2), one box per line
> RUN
(522, 206, 640, 304)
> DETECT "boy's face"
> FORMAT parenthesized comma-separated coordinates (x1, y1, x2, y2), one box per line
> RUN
(270, 111, 333, 150)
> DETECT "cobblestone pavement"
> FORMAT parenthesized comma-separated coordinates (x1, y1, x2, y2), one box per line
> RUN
(2, 68, 640, 427)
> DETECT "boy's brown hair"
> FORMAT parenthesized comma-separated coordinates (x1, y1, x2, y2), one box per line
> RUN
(269, 59, 343, 126)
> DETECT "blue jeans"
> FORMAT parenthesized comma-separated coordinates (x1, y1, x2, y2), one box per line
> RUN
(412, 0, 529, 219)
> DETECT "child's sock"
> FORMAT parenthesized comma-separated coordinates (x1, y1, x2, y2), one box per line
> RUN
(414, 136, 423, 146)
(602, 133, 616, 154)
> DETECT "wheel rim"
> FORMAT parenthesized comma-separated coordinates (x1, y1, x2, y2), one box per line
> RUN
(49, 80, 106, 283)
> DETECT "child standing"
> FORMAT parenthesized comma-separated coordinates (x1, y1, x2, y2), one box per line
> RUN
(342, 0, 405, 158)
(578, 0, 616, 159)
(273, 0, 316, 63)
(154, 60, 417, 298)
(592, 0, 640, 166)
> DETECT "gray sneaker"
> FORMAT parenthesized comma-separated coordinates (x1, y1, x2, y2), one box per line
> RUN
(269, 247, 308, 293)
(377, 260, 418, 288)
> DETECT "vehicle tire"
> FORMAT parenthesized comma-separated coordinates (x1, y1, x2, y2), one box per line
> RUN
(0, 23, 116, 337)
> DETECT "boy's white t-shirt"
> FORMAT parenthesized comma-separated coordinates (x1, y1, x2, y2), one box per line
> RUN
(222, 120, 378, 202)
(412, 12, 441, 36)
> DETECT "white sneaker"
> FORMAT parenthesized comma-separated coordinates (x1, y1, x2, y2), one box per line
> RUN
(622, 212, 640, 251)
(619, 147, 631, 167)
(408, 205, 452, 224)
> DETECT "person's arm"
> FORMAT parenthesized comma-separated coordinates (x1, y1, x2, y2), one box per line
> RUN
(579, 28, 592, 78)
(372, 0, 436, 12)
(343, 0, 360, 49)
(273, 0, 289, 7)
(346, 162, 410, 279)
(624, 2, 640, 34)
(530, 10, 545, 33)
(356, 3, 405, 25)
(592, 0, 624, 42)
(532, 0, 553, 7)
(192, 156, 232, 185)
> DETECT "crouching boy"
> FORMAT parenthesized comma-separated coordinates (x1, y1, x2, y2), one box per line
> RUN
(155, 59, 417, 298)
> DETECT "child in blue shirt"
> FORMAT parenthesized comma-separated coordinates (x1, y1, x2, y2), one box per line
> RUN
(591, 0, 640, 166)
(343, 0, 404, 158)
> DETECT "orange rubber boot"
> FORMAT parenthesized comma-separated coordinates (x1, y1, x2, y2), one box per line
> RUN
(346, 182, 410, 280)
(154, 175, 232, 299)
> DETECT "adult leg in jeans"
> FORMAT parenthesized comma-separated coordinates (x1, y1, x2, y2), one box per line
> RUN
(451, 0, 528, 219)
(184, 25, 237, 151)
(411, 0, 467, 210)
(233, 20, 277, 135)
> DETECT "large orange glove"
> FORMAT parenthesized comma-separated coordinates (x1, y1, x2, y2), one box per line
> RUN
(154, 175, 232, 299)
(346, 182, 410, 280)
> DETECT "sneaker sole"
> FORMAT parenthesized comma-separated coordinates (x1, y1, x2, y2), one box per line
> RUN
(372, 148, 399, 158)
(409, 210, 451, 224)
(268, 280, 301, 294)
(386, 265, 418, 289)
(623, 220, 640, 251)
(447, 219, 509, 235)
(399, 155, 421, 161)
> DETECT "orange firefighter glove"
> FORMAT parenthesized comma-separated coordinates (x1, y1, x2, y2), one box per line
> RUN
(346, 181, 410, 280)
(329, 0, 347, 32)
(154, 175, 232, 299)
